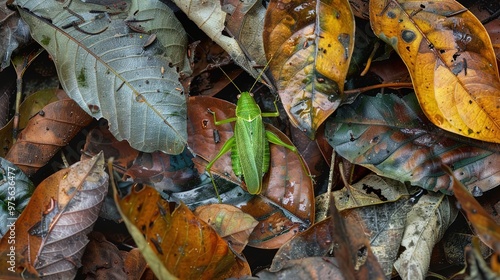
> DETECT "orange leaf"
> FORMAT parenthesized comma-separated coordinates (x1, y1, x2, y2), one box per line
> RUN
(195, 204, 258, 253)
(114, 184, 249, 279)
(370, 0, 500, 143)
(263, 0, 355, 138)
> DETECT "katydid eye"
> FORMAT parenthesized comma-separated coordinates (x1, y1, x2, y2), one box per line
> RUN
(237, 94, 241, 99)
(249, 92, 254, 97)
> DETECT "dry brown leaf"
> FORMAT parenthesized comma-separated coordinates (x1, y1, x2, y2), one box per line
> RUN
(6, 98, 93, 176)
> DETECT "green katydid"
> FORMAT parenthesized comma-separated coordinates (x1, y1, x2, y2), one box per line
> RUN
(205, 63, 308, 201)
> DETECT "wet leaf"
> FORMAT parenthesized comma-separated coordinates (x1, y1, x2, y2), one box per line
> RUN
(444, 165, 500, 254)
(325, 93, 500, 193)
(5, 98, 93, 176)
(16, 0, 189, 154)
(0, 152, 108, 279)
(187, 95, 314, 249)
(393, 192, 458, 279)
(0, 157, 34, 238)
(370, 0, 500, 143)
(263, 0, 355, 138)
(114, 184, 249, 279)
(194, 204, 258, 253)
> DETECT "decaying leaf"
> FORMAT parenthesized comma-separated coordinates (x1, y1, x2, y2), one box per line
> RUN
(340, 196, 412, 277)
(370, 0, 500, 143)
(269, 217, 334, 272)
(462, 237, 500, 279)
(6, 98, 93, 176)
(114, 184, 249, 279)
(393, 192, 458, 279)
(444, 165, 500, 254)
(16, 0, 189, 154)
(81, 232, 130, 279)
(258, 257, 345, 279)
(82, 121, 199, 193)
(326, 93, 500, 193)
(0, 2, 31, 70)
(0, 152, 108, 279)
(263, 0, 355, 138)
(334, 174, 414, 210)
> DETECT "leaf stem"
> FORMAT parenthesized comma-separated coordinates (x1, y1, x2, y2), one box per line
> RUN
(344, 82, 414, 95)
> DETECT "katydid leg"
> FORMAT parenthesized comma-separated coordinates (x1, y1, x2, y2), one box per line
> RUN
(261, 98, 280, 118)
(265, 130, 297, 152)
(265, 130, 313, 181)
(206, 136, 236, 202)
(208, 108, 237, 125)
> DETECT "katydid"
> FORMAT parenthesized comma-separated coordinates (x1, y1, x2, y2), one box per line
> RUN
(205, 71, 305, 200)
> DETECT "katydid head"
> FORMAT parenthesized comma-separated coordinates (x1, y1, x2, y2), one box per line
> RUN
(217, 56, 274, 98)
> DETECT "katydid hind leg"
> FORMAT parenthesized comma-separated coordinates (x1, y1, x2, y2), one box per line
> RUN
(206, 136, 236, 202)
(265, 131, 297, 152)
(265, 130, 313, 181)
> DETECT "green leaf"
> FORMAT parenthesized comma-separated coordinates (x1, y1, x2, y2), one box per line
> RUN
(325, 93, 500, 193)
(17, 0, 188, 154)
(0, 157, 34, 238)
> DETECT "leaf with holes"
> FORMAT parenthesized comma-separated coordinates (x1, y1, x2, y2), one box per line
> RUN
(263, 0, 355, 138)
(16, 0, 188, 154)
(370, 0, 500, 143)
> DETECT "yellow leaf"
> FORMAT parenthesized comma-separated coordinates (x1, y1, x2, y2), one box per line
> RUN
(263, 0, 355, 138)
(370, 0, 500, 143)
